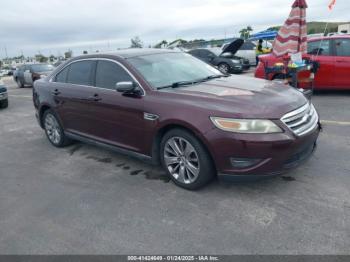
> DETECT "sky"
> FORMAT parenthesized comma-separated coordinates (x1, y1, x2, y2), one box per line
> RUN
(0, 0, 349, 58)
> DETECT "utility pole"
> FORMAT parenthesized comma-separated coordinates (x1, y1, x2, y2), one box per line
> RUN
(4, 46, 8, 59)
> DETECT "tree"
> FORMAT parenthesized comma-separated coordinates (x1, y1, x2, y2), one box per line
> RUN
(308, 28, 316, 35)
(130, 36, 143, 48)
(154, 40, 168, 48)
(35, 54, 48, 63)
(49, 55, 56, 62)
(239, 26, 253, 40)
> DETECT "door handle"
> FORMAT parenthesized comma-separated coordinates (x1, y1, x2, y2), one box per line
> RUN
(52, 89, 61, 96)
(88, 94, 102, 102)
(336, 60, 347, 63)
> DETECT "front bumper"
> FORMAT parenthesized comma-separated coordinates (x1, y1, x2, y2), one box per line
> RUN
(230, 65, 243, 74)
(205, 123, 320, 177)
(0, 92, 8, 101)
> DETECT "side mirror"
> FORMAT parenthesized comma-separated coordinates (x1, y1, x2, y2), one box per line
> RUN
(116, 81, 138, 94)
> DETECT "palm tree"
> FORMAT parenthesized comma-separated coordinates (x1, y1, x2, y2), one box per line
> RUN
(239, 26, 253, 40)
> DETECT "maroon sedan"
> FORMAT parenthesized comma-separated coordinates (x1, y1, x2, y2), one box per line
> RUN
(33, 49, 320, 190)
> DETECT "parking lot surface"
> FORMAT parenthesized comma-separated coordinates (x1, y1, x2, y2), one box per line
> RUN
(0, 76, 349, 254)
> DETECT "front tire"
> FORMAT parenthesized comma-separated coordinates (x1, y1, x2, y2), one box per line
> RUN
(218, 63, 230, 74)
(43, 110, 72, 147)
(0, 99, 8, 109)
(16, 78, 24, 88)
(160, 129, 215, 190)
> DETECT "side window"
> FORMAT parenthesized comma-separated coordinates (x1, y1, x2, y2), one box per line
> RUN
(189, 50, 200, 57)
(95, 61, 133, 90)
(307, 40, 330, 56)
(334, 39, 350, 57)
(55, 66, 69, 83)
(67, 61, 94, 86)
(200, 50, 211, 58)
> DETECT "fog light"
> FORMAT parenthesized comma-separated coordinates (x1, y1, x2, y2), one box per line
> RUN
(230, 158, 261, 169)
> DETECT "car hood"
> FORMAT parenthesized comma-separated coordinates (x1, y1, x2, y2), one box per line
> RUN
(34, 71, 53, 76)
(222, 39, 244, 55)
(163, 75, 308, 119)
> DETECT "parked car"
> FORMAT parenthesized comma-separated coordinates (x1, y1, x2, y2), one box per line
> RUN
(231, 40, 272, 66)
(14, 63, 54, 88)
(33, 49, 320, 190)
(0, 69, 10, 77)
(54, 60, 65, 67)
(0, 79, 8, 109)
(255, 35, 350, 90)
(188, 40, 250, 74)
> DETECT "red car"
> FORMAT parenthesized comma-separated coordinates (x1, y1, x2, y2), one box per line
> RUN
(255, 35, 350, 90)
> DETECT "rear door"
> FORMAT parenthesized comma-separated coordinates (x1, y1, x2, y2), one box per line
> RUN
(51, 60, 98, 135)
(307, 39, 335, 89)
(88, 60, 146, 153)
(332, 38, 350, 89)
(23, 65, 33, 85)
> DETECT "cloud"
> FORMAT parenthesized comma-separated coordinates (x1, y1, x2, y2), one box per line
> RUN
(0, 0, 348, 57)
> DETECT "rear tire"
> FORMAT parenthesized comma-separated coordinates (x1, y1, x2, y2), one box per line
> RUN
(16, 78, 24, 88)
(43, 109, 73, 147)
(160, 128, 215, 190)
(0, 99, 8, 109)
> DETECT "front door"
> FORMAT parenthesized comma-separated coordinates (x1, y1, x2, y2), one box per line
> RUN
(333, 38, 350, 89)
(87, 60, 146, 153)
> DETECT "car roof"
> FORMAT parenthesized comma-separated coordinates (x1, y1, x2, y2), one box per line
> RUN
(308, 34, 350, 42)
(74, 48, 181, 60)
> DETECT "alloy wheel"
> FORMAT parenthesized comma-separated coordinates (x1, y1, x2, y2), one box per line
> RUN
(164, 137, 200, 184)
(44, 114, 62, 145)
(218, 64, 229, 73)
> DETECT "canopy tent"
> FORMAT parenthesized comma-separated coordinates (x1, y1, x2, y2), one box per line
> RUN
(272, 0, 308, 57)
(249, 30, 278, 41)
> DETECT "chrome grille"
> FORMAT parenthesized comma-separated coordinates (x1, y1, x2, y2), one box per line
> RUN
(281, 103, 319, 136)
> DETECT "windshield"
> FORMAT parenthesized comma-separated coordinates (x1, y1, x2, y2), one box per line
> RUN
(128, 52, 222, 89)
(209, 48, 222, 56)
(31, 64, 54, 72)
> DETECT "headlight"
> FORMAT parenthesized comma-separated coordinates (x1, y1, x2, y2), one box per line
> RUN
(210, 117, 282, 134)
(231, 59, 240, 64)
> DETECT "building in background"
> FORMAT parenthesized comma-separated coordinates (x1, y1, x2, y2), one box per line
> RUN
(338, 24, 350, 34)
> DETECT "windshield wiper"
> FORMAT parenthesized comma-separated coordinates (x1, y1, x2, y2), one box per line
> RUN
(157, 75, 227, 90)
(157, 80, 200, 90)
